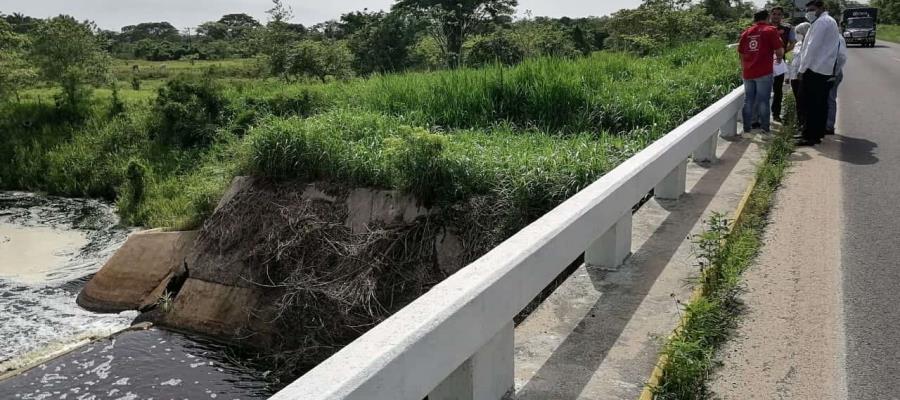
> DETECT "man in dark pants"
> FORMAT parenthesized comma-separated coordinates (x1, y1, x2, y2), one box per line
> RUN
(796, 1, 843, 146)
(770, 6, 796, 123)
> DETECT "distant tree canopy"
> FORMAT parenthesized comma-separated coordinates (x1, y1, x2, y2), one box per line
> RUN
(344, 11, 423, 74)
(121, 22, 180, 42)
(3, 12, 41, 34)
(0, 19, 37, 102)
(285, 39, 353, 82)
(197, 13, 261, 41)
(393, 0, 518, 68)
(872, 0, 900, 24)
(30, 15, 109, 108)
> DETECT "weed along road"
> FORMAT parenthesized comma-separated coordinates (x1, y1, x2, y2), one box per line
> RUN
(710, 41, 900, 398)
(838, 40, 900, 399)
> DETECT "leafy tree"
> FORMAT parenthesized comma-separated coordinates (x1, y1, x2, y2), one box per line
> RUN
(30, 15, 110, 109)
(345, 11, 421, 74)
(393, 0, 518, 68)
(702, 0, 751, 19)
(4, 12, 41, 34)
(261, 0, 305, 75)
(218, 13, 261, 38)
(197, 13, 260, 41)
(513, 19, 581, 59)
(466, 32, 524, 66)
(153, 76, 227, 147)
(120, 22, 180, 42)
(871, 0, 900, 24)
(310, 20, 350, 40)
(0, 19, 37, 102)
(409, 36, 445, 70)
(604, 2, 720, 54)
(285, 39, 353, 82)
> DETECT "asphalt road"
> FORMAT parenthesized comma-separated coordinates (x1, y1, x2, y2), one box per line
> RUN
(838, 40, 900, 399)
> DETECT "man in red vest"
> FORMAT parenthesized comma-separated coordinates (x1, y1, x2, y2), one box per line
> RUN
(738, 9, 785, 134)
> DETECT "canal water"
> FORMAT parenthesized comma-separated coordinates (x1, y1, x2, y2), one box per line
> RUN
(0, 192, 274, 399)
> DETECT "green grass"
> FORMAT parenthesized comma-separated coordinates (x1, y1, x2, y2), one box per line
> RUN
(243, 41, 740, 135)
(650, 96, 797, 399)
(0, 40, 741, 230)
(110, 57, 264, 80)
(879, 25, 900, 44)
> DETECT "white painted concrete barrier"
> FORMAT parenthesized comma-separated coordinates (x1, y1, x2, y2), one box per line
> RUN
(270, 87, 745, 400)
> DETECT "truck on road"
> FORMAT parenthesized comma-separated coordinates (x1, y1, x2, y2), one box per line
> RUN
(842, 8, 879, 47)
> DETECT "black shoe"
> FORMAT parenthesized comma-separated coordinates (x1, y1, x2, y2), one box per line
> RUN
(773, 116, 783, 123)
(825, 129, 835, 135)
(795, 138, 818, 146)
(751, 122, 761, 129)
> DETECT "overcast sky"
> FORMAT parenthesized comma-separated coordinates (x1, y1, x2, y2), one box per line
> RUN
(0, 0, 770, 32)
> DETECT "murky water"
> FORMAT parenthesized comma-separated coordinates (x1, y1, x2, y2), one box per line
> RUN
(0, 192, 135, 368)
(0, 192, 275, 398)
(0, 328, 271, 399)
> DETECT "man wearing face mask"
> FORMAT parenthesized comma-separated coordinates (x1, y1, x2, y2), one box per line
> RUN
(769, 6, 797, 124)
(796, 0, 843, 146)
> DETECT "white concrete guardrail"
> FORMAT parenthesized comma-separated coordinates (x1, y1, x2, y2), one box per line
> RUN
(271, 86, 745, 400)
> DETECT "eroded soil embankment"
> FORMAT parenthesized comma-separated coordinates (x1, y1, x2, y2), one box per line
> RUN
(82, 176, 512, 377)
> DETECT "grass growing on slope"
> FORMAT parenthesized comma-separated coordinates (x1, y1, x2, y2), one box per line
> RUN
(879, 25, 900, 44)
(244, 110, 646, 232)
(228, 40, 739, 134)
(650, 96, 797, 399)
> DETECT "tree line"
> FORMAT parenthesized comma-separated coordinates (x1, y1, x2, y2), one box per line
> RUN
(4, 0, 842, 107)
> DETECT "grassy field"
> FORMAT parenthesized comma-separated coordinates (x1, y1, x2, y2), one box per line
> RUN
(0, 40, 740, 230)
(880, 24, 900, 44)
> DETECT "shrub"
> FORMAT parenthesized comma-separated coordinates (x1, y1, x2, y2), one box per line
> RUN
(285, 40, 353, 83)
(466, 33, 525, 66)
(152, 76, 228, 147)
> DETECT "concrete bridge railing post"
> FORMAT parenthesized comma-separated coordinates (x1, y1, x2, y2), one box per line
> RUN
(655, 159, 688, 200)
(721, 109, 739, 138)
(693, 131, 718, 163)
(428, 321, 515, 400)
(585, 211, 633, 269)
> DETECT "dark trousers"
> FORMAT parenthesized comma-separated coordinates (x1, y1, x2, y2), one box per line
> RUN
(772, 74, 785, 120)
(800, 70, 834, 142)
(790, 79, 805, 128)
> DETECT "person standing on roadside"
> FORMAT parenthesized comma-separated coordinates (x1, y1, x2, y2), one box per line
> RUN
(826, 36, 848, 135)
(788, 22, 812, 129)
(796, 0, 842, 146)
(738, 10, 785, 134)
(770, 6, 797, 123)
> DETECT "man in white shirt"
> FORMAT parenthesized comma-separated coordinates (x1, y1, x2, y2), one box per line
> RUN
(826, 37, 848, 135)
(796, 0, 843, 146)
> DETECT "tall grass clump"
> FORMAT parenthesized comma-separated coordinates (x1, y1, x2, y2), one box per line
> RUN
(246, 110, 630, 224)
(153, 76, 228, 147)
(314, 40, 740, 134)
